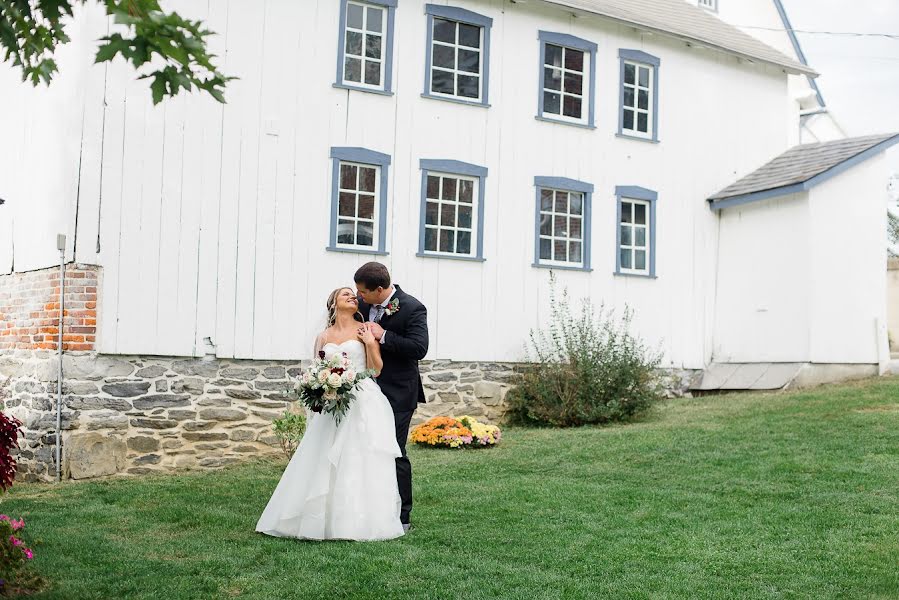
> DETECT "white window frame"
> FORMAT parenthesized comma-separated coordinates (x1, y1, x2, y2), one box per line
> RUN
(335, 160, 382, 251)
(618, 198, 651, 275)
(537, 189, 587, 267)
(698, 0, 718, 11)
(537, 31, 597, 128)
(428, 18, 484, 103)
(341, 1, 386, 90)
(423, 5, 493, 107)
(621, 61, 654, 139)
(421, 171, 479, 258)
(328, 147, 391, 256)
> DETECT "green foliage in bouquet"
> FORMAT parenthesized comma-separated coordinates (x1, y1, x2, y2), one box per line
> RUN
(507, 274, 662, 427)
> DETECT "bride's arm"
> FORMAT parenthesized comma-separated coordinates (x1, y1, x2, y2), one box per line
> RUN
(358, 324, 383, 376)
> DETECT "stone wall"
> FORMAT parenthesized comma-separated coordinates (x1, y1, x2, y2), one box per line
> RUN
(0, 350, 698, 482)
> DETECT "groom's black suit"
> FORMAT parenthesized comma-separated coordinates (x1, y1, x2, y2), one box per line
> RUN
(359, 285, 428, 525)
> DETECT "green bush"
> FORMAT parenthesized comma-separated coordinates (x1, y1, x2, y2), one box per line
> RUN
(506, 275, 662, 427)
(271, 409, 307, 460)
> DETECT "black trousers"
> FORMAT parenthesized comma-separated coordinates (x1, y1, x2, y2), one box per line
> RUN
(394, 409, 415, 524)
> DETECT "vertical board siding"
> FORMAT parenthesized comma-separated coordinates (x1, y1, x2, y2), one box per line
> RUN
(3, 0, 800, 368)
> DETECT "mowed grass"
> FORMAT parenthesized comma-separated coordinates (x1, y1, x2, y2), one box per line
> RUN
(4, 377, 899, 599)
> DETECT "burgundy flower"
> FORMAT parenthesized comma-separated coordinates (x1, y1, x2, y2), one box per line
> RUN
(311, 405, 323, 413)
(318, 351, 326, 359)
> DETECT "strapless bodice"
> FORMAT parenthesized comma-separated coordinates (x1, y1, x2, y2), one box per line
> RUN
(322, 340, 367, 372)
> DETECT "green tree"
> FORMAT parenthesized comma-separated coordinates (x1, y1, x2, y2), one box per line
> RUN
(0, 0, 232, 104)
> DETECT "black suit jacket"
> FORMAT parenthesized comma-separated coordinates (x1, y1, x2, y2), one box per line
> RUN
(359, 285, 429, 412)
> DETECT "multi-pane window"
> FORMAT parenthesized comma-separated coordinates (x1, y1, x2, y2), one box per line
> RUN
(618, 50, 661, 142)
(343, 2, 385, 88)
(418, 159, 487, 261)
(537, 31, 597, 128)
(329, 147, 391, 255)
(337, 162, 379, 248)
(698, 0, 717, 10)
(619, 199, 650, 274)
(423, 173, 477, 256)
(429, 18, 483, 101)
(622, 62, 653, 137)
(424, 6, 492, 106)
(543, 45, 584, 121)
(533, 176, 593, 271)
(538, 189, 585, 265)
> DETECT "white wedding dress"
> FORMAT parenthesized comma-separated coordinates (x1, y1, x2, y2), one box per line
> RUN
(255, 340, 405, 541)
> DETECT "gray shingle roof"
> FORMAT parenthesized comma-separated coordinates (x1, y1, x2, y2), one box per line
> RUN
(542, 0, 816, 75)
(709, 133, 899, 207)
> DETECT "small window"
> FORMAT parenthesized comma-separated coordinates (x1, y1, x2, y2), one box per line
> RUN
(418, 160, 487, 261)
(618, 199, 650, 274)
(336, 0, 396, 94)
(698, 0, 718, 10)
(615, 186, 658, 278)
(533, 177, 594, 271)
(424, 5, 493, 106)
(537, 31, 597, 128)
(328, 148, 391, 255)
(618, 50, 661, 143)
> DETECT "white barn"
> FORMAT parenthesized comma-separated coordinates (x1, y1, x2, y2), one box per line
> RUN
(0, 0, 895, 479)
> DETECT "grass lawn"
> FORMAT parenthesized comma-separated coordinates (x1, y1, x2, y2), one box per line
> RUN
(4, 377, 899, 599)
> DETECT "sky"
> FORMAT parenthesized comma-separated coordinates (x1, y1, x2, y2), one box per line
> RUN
(781, 0, 899, 137)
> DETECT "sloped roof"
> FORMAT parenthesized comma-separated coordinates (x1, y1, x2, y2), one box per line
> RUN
(542, 0, 816, 76)
(709, 133, 899, 210)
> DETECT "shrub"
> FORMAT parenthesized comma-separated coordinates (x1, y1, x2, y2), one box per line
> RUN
(506, 274, 662, 427)
(271, 409, 306, 460)
(0, 379, 22, 493)
(0, 515, 45, 596)
(411, 416, 501, 449)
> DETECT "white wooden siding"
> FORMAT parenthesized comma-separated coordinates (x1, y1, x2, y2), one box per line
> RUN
(0, 0, 796, 367)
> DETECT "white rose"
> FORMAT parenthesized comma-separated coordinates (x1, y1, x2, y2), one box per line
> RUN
(317, 369, 329, 383)
(301, 372, 311, 385)
(343, 370, 356, 383)
(327, 373, 343, 388)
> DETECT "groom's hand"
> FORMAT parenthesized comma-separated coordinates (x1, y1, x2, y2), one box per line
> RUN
(367, 322, 385, 341)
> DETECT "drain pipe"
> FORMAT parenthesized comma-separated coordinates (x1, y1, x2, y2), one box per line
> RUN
(55, 234, 65, 483)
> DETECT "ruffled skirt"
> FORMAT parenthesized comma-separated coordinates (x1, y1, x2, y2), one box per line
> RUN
(255, 379, 404, 541)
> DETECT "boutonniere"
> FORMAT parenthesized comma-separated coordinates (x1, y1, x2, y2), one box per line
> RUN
(384, 298, 400, 316)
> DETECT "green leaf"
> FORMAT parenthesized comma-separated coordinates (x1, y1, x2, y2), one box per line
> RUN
(149, 75, 167, 105)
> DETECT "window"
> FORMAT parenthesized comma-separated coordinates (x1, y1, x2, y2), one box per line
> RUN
(615, 186, 658, 278)
(335, 0, 397, 95)
(698, 0, 717, 10)
(617, 50, 661, 142)
(328, 148, 391, 255)
(418, 159, 487, 261)
(537, 31, 597, 128)
(423, 5, 493, 106)
(533, 177, 593, 271)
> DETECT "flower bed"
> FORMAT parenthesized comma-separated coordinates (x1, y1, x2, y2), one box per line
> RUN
(410, 416, 501, 449)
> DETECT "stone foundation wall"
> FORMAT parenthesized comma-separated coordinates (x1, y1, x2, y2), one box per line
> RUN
(0, 350, 698, 482)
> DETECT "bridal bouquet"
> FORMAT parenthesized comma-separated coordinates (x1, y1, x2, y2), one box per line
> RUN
(295, 351, 375, 424)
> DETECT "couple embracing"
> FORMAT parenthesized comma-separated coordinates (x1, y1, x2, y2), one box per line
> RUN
(256, 262, 428, 541)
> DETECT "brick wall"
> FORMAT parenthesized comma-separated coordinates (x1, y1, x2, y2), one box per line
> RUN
(0, 265, 98, 352)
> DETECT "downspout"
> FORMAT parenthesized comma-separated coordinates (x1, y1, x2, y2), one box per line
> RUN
(55, 235, 65, 482)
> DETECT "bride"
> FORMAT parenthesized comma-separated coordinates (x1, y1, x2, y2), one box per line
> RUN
(255, 287, 405, 541)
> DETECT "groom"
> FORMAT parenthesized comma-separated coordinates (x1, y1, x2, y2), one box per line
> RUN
(354, 262, 428, 532)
